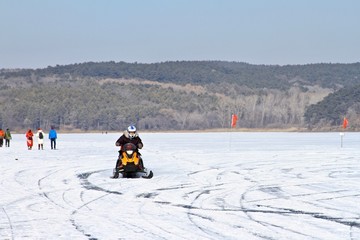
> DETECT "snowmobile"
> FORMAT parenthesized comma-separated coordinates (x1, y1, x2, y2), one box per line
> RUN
(112, 143, 153, 179)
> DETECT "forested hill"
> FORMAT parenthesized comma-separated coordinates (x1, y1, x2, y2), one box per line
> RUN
(1, 61, 360, 132)
(3, 61, 360, 89)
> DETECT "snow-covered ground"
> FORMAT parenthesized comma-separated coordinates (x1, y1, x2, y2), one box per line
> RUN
(1, 132, 360, 239)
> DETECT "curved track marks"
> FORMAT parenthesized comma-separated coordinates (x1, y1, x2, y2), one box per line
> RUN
(2, 132, 360, 239)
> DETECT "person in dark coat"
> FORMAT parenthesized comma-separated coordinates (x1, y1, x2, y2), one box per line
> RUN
(113, 125, 144, 178)
(4, 129, 12, 147)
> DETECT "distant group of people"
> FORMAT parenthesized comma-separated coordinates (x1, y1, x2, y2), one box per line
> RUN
(25, 126, 57, 150)
(0, 126, 57, 150)
(0, 128, 12, 147)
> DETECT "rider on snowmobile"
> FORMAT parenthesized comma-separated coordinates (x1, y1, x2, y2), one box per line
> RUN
(113, 125, 144, 177)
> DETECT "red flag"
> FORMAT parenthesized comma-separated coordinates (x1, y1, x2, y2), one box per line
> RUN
(343, 117, 348, 129)
(231, 114, 238, 128)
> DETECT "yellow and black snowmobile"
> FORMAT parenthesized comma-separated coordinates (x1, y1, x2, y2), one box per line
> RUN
(112, 143, 153, 179)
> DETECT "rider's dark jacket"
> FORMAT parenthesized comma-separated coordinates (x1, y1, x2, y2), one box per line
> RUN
(115, 131, 143, 150)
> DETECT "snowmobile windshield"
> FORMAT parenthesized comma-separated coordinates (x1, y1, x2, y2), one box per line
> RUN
(123, 143, 137, 151)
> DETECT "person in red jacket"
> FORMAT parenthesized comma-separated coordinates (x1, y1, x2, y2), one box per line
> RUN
(0, 128, 5, 147)
(26, 129, 34, 150)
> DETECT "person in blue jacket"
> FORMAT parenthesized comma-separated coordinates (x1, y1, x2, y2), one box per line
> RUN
(48, 126, 57, 149)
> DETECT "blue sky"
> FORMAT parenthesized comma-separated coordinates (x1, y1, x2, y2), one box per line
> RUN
(1, 0, 359, 69)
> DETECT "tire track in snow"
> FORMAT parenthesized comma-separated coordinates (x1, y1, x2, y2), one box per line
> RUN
(189, 184, 272, 238)
(68, 170, 122, 239)
(77, 170, 122, 195)
(239, 177, 360, 238)
(137, 201, 182, 240)
(0, 207, 14, 240)
(72, 169, 158, 239)
(37, 168, 69, 209)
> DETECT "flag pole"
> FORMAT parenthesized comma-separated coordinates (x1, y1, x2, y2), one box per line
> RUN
(340, 117, 348, 148)
(229, 113, 238, 151)
(340, 132, 344, 148)
(229, 114, 232, 151)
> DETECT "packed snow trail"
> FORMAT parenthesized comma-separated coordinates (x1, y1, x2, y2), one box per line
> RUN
(1, 132, 360, 239)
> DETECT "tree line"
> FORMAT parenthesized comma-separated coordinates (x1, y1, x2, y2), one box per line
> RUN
(1, 61, 360, 131)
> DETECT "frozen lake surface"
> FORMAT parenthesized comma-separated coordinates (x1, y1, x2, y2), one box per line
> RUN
(1, 132, 360, 239)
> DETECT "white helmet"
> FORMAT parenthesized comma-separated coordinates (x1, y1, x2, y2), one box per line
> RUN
(127, 125, 137, 139)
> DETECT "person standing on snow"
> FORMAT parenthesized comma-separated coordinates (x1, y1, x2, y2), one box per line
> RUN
(0, 128, 5, 147)
(5, 129, 12, 147)
(36, 128, 45, 150)
(48, 126, 57, 150)
(113, 125, 144, 178)
(26, 129, 34, 150)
